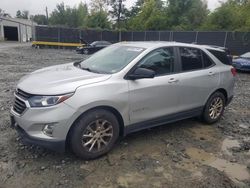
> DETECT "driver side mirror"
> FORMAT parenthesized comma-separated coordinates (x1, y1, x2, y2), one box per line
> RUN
(127, 67, 155, 80)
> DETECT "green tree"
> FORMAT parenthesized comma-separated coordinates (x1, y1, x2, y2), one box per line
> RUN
(49, 3, 67, 25)
(128, 0, 167, 30)
(16, 10, 22, 18)
(65, 6, 79, 27)
(201, 0, 250, 31)
(126, 0, 144, 18)
(16, 10, 29, 19)
(87, 11, 111, 29)
(166, 0, 208, 30)
(22, 10, 29, 19)
(30, 14, 48, 25)
(90, 0, 108, 12)
(77, 2, 88, 27)
(87, 0, 111, 29)
(126, 0, 209, 30)
(109, 0, 128, 29)
(241, 0, 250, 30)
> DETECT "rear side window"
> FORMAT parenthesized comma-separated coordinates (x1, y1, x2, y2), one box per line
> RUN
(202, 52, 214, 68)
(179, 47, 203, 71)
(208, 49, 231, 65)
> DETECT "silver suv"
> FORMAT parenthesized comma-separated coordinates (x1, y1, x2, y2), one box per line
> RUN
(10, 42, 236, 159)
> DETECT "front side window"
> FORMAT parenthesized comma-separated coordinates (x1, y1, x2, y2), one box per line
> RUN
(180, 47, 203, 71)
(137, 48, 175, 76)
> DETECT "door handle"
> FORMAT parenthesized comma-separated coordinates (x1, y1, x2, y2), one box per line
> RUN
(168, 78, 179, 83)
(208, 72, 215, 76)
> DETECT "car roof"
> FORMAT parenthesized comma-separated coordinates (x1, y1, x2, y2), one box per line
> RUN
(93, 41, 110, 43)
(201, 45, 226, 52)
(118, 41, 225, 52)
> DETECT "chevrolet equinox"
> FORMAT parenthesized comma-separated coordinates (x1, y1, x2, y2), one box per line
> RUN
(10, 42, 236, 159)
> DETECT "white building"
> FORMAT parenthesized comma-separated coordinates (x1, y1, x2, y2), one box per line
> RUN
(0, 16, 37, 42)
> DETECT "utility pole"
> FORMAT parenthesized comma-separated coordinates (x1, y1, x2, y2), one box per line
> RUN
(45, 6, 49, 23)
(117, 0, 122, 30)
(117, 0, 122, 41)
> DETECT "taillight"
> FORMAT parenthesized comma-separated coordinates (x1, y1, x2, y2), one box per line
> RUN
(231, 67, 237, 76)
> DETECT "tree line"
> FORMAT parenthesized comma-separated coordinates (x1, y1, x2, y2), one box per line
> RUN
(13, 0, 250, 31)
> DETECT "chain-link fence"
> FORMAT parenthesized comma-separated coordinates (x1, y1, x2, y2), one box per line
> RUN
(35, 26, 119, 44)
(35, 26, 250, 55)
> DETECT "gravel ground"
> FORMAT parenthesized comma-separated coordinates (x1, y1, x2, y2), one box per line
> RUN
(0, 43, 249, 188)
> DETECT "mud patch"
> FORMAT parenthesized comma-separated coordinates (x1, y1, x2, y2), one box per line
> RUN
(221, 138, 241, 155)
(209, 158, 250, 183)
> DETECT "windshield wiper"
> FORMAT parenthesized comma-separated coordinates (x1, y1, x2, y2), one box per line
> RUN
(73, 60, 83, 68)
(81, 66, 101, 74)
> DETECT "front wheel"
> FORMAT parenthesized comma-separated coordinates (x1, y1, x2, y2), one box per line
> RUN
(83, 49, 89, 55)
(70, 109, 120, 159)
(202, 92, 226, 124)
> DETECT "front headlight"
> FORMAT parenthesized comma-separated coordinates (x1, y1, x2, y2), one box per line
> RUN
(28, 93, 73, 107)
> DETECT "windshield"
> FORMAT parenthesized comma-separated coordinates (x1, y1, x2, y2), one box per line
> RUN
(80, 45, 145, 74)
(90, 41, 98, 46)
(240, 52, 250, 58)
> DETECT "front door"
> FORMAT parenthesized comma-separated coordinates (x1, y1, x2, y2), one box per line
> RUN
(128, 47, 181, 124)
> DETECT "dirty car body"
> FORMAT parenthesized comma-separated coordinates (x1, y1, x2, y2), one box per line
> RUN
(10, 42, 235, 159)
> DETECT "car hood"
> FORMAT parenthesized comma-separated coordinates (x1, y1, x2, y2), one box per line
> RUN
(233, 58, 250, 65)
(17, 63, 112, 95)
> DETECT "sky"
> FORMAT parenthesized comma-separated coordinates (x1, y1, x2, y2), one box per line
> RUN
(1, 0, 225, 17)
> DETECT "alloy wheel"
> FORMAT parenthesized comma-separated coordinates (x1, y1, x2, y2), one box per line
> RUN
(83, 49, 89, 54)
(208, 97, 223, 120)
(81, 119, 113, 152)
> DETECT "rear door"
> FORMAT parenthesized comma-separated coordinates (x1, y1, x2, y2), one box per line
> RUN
(128, 47, 181, 124)
(175, 47, 220, 111)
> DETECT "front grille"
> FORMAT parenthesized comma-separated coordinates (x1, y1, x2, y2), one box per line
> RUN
(13, 97, 27, 115)
(16, 89, 33, 100)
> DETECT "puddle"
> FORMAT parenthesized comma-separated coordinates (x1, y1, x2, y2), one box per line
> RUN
(117, 173, 145, 187)
(191, 171, 203, 180)
(221, 138, 240, 156)
(239, 124, 249, 129)
(177, 147, 214, 172)
(186, 147, 215, 162)
(187, 125, 219, 141)
(216, 138, 250, 183)
(184, 139, 250, 184)
(209, 158, 250, 182)
(0, 161, 9, 170)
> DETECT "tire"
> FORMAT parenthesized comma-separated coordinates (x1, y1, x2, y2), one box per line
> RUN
(83, 49, 89, 55)
(70, 109, 120, 159)
(202, 92, 226, 124)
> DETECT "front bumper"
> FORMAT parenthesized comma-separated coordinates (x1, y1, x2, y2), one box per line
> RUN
(10, 116, 65, 152)
(76, 47, 84, 54)
(10, 101, 77, 152)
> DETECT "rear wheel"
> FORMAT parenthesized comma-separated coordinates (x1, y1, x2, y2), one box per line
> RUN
(202, 92, 226, 124)
(70, 109, 119, 159)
